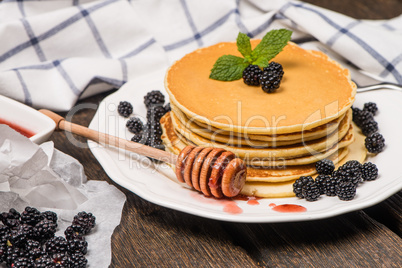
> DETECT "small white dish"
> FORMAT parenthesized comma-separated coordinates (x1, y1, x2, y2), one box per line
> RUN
(0, 95, 56, 144)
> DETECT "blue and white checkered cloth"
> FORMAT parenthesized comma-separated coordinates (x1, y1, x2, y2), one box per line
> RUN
(0, 0, 401, 111)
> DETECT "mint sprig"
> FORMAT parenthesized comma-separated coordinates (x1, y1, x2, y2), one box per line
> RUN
(209, 29, 292, 81)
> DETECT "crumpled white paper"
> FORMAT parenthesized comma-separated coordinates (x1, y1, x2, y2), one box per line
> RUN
(0, 125, 126, 268)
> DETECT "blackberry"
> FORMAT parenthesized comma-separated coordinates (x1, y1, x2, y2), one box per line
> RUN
(25, 239, 43, 261)
(146, 134, 164, 150)
(363, 102, 378, 115)
(70, 252, 88, 268)
(44, 236, 69, 254)
(64, 225, 84, 241)
(242, 65, 262, 86)
(332, 169, 360, 185)
(302, 182, 321, 201)
(361, 119, 378, 136)
(126, 117, 144, 134)
(293, 176, 314, 198)
(1, 208, 21, 228)
(9, 224, 34, 246)
(68, 239, 88, 255)
(260, 62, 284, 93)
(41, 211, 58, 225)
(35, 254, 55, 268)
(11, 256, 33, 268)
(144, 90, 165, 109)
(21, 206, 42, 226)
(351, 106, 361, 122)
(131, 133, 146, 144)
(117, 101, 133, 117)
(146, 105, 166, 123)
(5, 246, 25, 267)
(164, 103, 171, 113)
(315, 159, 335, 175)
(72, 212, 96, 235)
(51, 252, 71, 267)
(146, 122, 163, 137)
(336, 181, 357, 201)
(315, 174, 330, 195)
(365, 132, 385, 153)
(324, 176, 339, 196)
(341, 160, 363, 171)
(361, 162, 378, 181)
(354, 110, 374, 128)
(34, 219, 57, 241)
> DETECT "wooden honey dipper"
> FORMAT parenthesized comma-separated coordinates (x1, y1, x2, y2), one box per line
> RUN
(39, 109, 247, 198)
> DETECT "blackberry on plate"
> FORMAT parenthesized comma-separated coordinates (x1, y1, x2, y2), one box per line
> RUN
(70, 252, 88, 268)
(336, 181, 357, 201)
(324, 176, 339, 196)
(72, 212, 96, 235)
(117, 101, 133, 118)
(146, 134, 164, 150)
(362, 162, 378, 181)
(126, 117, 144, 134)
(361, 119, 378, 136)
(302, 182, 321, 201)
(315, 159, 335, 175)
(315, 174, 330, 195)
(293, 176, 314, 198)
(164, 103, 171, 113)
(21, 206, 42, 226)
(146, 105, 166, 123)
(68, 239, 88, 255)
(334, 160, 363, 185)
(260, 62, 284, 93)
(352, 106, 361, 122)
(242, 65, 262, 86)
(41, 211, 58, 225)
(144, 90, 165, 109)
(34, 219, 57, 241)
(354, 110, 374, 127)
(44, 236, 69, 254)
(131, 133, 146, 144)
(365, 132, 385, 153)
(146, 122, 163, 137)
(363, 102, 378, 115)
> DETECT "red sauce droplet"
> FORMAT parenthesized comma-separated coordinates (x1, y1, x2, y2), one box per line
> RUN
(269, 203, 276, 208)
(272, 204, 306, 213)
(247, 199, 259, 205)
(223, 202, 243, 214)
(0, 118, 35, 138)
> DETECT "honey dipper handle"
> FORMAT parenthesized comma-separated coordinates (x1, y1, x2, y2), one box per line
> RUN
(39, 109, 177, 165)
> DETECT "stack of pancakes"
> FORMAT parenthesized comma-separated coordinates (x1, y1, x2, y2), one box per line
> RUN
(161, 41, 365, 198)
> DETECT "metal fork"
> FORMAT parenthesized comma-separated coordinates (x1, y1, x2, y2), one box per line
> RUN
(355, 81, 402, 93)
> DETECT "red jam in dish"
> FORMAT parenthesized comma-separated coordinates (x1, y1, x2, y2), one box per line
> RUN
(0, 118, 35, 138)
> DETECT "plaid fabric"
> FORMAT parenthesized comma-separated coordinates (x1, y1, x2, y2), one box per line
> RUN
(0, 0, 401, 111)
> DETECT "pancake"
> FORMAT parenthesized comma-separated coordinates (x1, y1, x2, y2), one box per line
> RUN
(165, 41, 356, 134)
(171, 103, 347, 145)
(167, 110, 353, 159)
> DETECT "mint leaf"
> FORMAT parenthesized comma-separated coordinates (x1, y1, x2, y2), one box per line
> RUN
(209, 55, 249, 81)
(252, 29, 292, 67)
(236, 32, 252, 58)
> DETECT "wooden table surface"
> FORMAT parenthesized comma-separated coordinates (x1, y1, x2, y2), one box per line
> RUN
(49, 1, 402, 267)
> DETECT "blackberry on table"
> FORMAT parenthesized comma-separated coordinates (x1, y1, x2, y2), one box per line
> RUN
(34, 219, 57, 241)
(5, 246, 25, 267)
(315, 159, 335, 175)
(315, 174, 330, 195)
(117, 101, 133, 118)
(21, 207, 42, 226)
(64, 225, 84, 241)
(1, 208, 21, 228)
(9, 224, 34, 247)
(11, 256, 33, 268)
(41, 211, 58, 225)
(361, 119, 378, 136)
(293, 176, 314, 198)
(336, 181, 357, 201)
(126, 117, 144, 134)
(362, 162, 378, 181)
(242, 65, 262, 86)
(146, 105, 166, 124)
(144, 90, 165, 109)
(363, 102, 378, 115)
(365, 132, 385, 153)
(35, 254, 55, 268)
(68, 239, 88, 255)
(260, 62, 284, 93)
(44, 236, 69, 254)
(51, 252, 71, 267)
(24, 239, 43, 261)
(70, 252, 88, 268)
(302, 182, 321, 201)
(72, 212, 96, 235)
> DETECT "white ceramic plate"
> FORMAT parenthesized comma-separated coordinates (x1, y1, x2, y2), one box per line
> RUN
(88, 75, 402, 223)
(0, 95, 55, 144)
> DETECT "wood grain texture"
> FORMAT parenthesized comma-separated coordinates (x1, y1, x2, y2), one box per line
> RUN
(46, 1, 402, 267)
